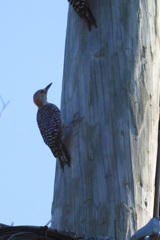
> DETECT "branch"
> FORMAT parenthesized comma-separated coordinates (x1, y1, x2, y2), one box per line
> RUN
(0, 95, 10, 118)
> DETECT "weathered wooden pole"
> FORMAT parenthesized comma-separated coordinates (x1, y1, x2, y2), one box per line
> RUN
(51, 1, 160, 239)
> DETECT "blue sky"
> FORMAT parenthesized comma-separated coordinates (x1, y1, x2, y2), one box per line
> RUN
(0, 1, 68, 226)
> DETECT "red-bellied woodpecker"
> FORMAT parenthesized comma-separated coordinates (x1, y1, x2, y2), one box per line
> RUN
(68, 0, 97, 30)
(33, 83, 70, 170)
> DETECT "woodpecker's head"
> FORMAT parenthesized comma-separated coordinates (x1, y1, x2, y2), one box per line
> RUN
(33, 83, 52, 108)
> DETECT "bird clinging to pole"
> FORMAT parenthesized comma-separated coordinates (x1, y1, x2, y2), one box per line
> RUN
(68, 0, 97, 31)
(33, 83, 70, 170)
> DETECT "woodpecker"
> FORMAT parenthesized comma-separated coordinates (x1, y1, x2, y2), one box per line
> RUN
(33, 83, 70, 170)
(68, 0, 97, 31)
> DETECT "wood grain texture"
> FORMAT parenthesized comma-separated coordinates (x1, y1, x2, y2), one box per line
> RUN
(51, 1, 160, 239)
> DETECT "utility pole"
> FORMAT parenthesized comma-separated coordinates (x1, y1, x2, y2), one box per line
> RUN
(51, 1, 160, 239)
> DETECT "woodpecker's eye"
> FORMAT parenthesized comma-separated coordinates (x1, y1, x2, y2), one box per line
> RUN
(40, 90, 44, 94)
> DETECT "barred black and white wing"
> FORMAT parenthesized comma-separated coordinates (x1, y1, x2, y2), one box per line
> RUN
(37, 103, 70, 169)
(68, 0, 97, 30)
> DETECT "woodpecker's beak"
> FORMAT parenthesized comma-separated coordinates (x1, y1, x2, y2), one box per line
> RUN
(45, 83, 52, 92)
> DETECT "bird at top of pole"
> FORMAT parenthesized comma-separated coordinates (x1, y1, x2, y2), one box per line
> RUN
(68, 0, 97, 31)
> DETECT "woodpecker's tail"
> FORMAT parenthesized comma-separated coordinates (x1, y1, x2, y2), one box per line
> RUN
(85, 6, 97, 31)
(58, 143, 71, 170)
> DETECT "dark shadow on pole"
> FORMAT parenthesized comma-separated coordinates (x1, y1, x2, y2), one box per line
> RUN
(153, 119, 160, 217)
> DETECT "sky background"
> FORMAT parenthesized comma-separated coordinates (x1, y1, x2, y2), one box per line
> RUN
(0, 1, 68, 226)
